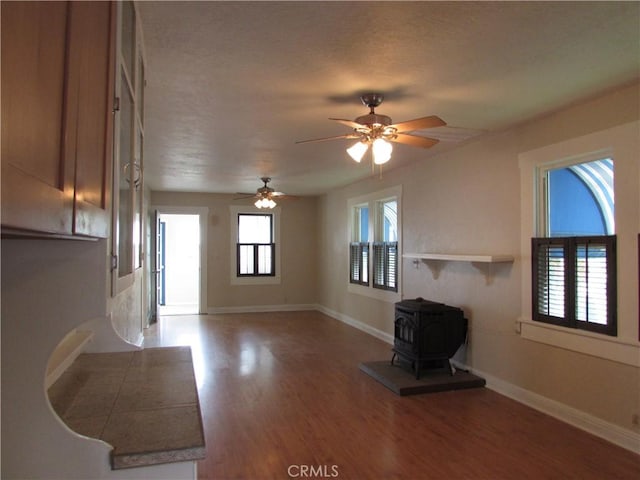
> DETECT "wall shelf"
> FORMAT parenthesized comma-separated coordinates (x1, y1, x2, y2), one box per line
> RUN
(403, 253, 514, 263)
(403, 253, 515, 284)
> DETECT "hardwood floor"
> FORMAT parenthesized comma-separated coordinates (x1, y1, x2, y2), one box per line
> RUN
(143, 311, 640, 479)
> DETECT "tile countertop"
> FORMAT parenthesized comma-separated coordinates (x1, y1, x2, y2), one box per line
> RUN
(47, 346, 206, 470)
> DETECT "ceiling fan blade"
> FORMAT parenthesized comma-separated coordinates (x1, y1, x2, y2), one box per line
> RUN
(329, 118, 365, 129)
(296, 133, 360, 144)
(272, 193, 299, 200)
(234, 194, 258, 200)
(391, 133, 440, 148)
(389, 115, 446, 133)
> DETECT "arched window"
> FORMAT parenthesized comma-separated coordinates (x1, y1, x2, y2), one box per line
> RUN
(533, 157, 616, 336)
(547, 158, 614, 236)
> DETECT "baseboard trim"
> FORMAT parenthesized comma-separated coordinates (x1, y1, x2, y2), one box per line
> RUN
(451, 360, 640, 454)
(45, 330, 94, 389)
(207, 304, 317, 314)
(315, 305, 394, 345)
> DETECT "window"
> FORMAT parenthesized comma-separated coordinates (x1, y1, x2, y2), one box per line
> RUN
(519, 122, 638, 366)
(348, 186, 401, 301)
(237, 213, 275, 276)
(229, 206, 280, 286)
(532, 236, 616, 335)
(532, 157, 616, 336)
(350, 205, 369, 286)
(372, 199, 398, 291)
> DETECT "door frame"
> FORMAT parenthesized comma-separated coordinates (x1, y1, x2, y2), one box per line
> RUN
(150, 206, 208, 315)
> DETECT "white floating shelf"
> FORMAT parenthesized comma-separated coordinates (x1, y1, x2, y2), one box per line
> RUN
(403, 253, 514, 263)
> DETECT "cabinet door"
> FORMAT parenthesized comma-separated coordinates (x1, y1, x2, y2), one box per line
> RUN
(68, 1, 115, 238)
(1, 2, 74, 235)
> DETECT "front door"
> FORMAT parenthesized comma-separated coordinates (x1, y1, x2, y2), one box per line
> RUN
(151, 210, 166, 322)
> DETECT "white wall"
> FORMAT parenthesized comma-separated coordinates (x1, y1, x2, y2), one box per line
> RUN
(317, 83, 640, 445)
(150, 192, 319, 312)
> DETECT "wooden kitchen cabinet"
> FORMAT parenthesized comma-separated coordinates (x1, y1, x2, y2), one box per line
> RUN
(68, 2, 116, 237)
(1, 2, 73, 235)
(1, 1, 115, 238)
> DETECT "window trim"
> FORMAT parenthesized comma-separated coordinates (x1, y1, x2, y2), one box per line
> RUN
(229, 205, 281, 286)
(347, 186, 402, 302)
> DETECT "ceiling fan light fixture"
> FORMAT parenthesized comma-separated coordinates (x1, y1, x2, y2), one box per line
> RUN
(297, 93, 446, 170)
(372, 138, 392, 165)
(255, 197, 276, 209)
(346, 140, 368, 163)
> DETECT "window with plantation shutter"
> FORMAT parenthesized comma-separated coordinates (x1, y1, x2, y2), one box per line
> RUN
(350, 242, 369, 285)
(575, 238, 615, 331)
(350, 204, 369, 285)
(531, 157, 617, 336)
(532, 235, 616, 335)
(372, 241, 397, 291)
(533, 239, 566, 321)
(371, 199, 398, 291)
(347, 186, 402, 300)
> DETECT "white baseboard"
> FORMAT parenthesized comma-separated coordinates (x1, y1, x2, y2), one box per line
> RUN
(315, 305, 394, 345)
(207, 304, 317, 314)
(451, 360, 640, 454)
(45, 330, 94, 389)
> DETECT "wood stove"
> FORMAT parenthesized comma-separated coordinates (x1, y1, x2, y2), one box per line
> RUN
(391, 297, 467, 378)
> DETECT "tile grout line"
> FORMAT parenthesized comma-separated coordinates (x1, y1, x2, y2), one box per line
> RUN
(97, 352, 136, 441)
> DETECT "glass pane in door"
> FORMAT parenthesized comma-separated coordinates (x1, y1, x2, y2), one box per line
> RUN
(118, 72, 133, 277)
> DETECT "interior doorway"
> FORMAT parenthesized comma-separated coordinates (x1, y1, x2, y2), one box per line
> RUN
(157, 213, 200, 315)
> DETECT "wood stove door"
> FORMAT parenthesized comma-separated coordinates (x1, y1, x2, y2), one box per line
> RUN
(394, 311, 418, 356)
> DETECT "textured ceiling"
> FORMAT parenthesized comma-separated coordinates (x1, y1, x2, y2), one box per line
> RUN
(138, 1, 639, 196)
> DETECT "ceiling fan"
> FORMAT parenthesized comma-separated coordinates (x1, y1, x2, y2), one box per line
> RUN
(235, 177, 289, 209)
(296, 93, 446, 166)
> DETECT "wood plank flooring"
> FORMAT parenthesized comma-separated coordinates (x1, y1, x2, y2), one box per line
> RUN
(143, 311, 640, 479)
